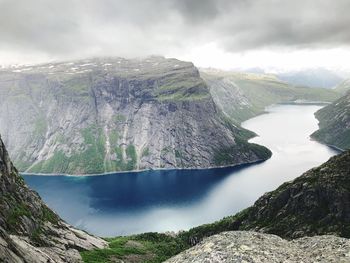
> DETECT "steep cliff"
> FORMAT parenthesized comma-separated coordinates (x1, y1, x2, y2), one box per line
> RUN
(0, 135, 107, 262)
(201, 69, 340, 123)
(312, 92, 350, 150)
(0, 57, 271, 175)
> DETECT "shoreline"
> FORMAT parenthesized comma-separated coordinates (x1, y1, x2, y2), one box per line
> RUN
(20, 158, 269, 177)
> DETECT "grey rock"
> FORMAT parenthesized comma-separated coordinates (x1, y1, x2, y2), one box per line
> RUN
(0, 135, 107, 262)
(166, 231, 350, 263)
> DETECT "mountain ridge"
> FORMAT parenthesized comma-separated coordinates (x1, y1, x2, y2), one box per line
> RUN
(0, 56, 272, 175)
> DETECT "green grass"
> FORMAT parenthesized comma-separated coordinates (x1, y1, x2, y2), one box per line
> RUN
(81, 233, 187, 263)
(7, 203, 32, 226)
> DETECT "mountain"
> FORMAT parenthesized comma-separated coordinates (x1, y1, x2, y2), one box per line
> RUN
(312, 92, 350, 150)
(334, 79, 350, 95)
(276, 68, 343, 89)
(201, 69, 340, 123)
(82, 150, 350, 262)
(0, 57, 271, 175)
(0, 135, 107, 262)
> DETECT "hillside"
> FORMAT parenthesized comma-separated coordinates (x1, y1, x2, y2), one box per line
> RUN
(201, 69, 340, 123)
(0, 135, 107, 262)
(312, 92, 350, 150)
(182, 150, 350, 243)
(0, 57, 271, 175)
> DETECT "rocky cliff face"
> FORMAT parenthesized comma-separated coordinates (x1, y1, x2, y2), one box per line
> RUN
(312, 92, 350, 150)
(0, 57, 271, 175)
(181, 150, 350, 245)
(201, 69, 340, 123)
(0, 135, 107, 262)
(166, 231, 350, 263)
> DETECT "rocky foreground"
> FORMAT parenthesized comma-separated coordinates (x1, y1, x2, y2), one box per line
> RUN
(166, 231, 350, 263)
(0, 136, 107, 262)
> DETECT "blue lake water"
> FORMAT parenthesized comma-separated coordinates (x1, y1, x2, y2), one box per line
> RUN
(22, 104, 339, 237)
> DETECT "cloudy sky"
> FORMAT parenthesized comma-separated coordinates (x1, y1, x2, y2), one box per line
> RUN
(1, 0, 350, 71)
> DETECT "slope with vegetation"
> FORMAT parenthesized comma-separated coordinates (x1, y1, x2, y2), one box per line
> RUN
(312, 92, 350, 150)
(201, 69, 340, 123)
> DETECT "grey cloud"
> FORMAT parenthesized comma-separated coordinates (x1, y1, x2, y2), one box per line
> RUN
(0, 0, 350, 63)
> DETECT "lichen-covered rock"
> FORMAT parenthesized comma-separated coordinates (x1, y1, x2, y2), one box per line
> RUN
(166, 231, 350, 263)
(0, 135, 107, 262)
(0, 56, 271, 175)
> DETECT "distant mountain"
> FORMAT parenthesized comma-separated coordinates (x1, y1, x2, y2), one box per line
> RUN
(201, 69, 340, 123)
(0, 135, 106, 262)
(276, 68, 343, 88)
(312, 92, 350, 150)
(0, 57, 271, 175)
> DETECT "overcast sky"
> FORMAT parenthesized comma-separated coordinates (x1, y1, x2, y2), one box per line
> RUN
(1, 0, 350, 71)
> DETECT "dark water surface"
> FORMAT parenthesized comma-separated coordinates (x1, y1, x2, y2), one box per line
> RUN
(23, 105, 338, 237)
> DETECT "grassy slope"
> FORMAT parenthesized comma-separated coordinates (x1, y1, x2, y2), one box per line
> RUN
(311, 92, 350, 150)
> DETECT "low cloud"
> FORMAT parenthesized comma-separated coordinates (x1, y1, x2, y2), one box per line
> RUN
(0, 0, 350, 64)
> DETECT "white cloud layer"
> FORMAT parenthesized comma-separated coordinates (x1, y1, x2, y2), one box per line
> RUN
(1, 0, 350, 70)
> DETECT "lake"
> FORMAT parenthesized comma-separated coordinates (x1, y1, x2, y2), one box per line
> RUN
(22, 104, 339, 237)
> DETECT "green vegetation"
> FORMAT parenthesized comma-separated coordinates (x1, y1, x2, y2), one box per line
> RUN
(29, 126, 107, 174)
(81, 233, 187, 263)
(154, 75, 211, 102)
(311, 92, 350, 150)
(142, 147, 150, 157)
(7, 203, 32, 226)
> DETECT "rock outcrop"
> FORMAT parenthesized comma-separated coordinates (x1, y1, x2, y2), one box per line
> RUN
(0, 135, 107, 262)
(166, 231, 350, 263)
(0, 57, 271, 174)
(181, 150, 350, 245)
(312, 92, 350, 150)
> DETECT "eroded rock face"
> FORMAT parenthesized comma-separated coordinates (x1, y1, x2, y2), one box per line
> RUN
(0, 57, 270, 175)
(166, 231, 350, 263)
(0, 135, 107, 262)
